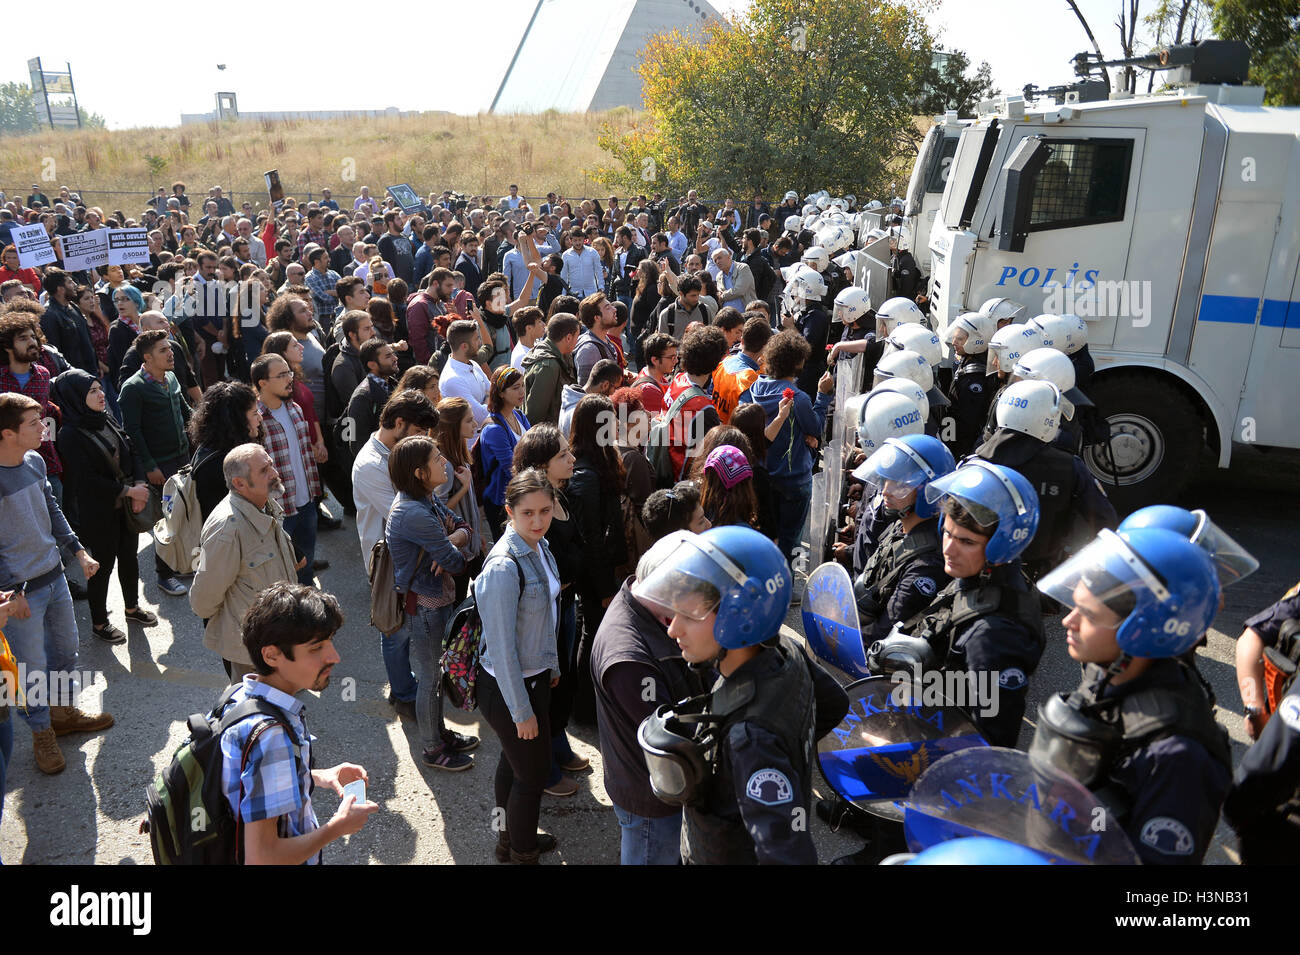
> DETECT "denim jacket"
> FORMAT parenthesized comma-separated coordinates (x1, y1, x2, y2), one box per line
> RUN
(478, 525, 560, 723)
(385, 492, 470, 599)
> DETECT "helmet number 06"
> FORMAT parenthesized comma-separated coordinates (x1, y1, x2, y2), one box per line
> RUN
(765, 572, 786, 595)
(1162, 618, 1192, 637)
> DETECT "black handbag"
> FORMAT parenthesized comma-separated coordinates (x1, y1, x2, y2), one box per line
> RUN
(83, 427, 162, 533)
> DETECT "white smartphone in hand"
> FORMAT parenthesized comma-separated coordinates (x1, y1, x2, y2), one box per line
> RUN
(342, 779, 367, 804)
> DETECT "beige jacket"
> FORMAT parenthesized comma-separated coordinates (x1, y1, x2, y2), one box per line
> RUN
(189, 491, 298, 668)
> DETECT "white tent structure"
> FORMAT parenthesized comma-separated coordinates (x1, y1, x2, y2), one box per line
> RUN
(490, 0, 721, 113)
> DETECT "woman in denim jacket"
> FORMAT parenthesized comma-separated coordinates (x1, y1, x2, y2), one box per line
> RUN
(385, 435, 479, 772)
(477, 468, 563, 863)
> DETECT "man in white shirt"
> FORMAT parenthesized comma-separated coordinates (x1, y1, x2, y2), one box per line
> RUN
(237, 218, 267, 267)
(351, 390, 440, 718)
(501, 185, 523, 211)
(560, 228, 604, 298)
(438, 319, 491, 433)
(509, 306, 546, 374)
(666, 216, 689, 261)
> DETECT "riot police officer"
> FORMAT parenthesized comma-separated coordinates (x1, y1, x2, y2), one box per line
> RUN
(1008, 347, 1095, 454)
(851, 435, 955, 643)
(975, 380, 1117, 581)
(827, 296, 926, 386)
(634, 527, 849, 864)
(888, 228, 922, 302)
(1032, 527, 1232, 865)
(980, 322, 1044, 445)
(871, 460, 1045, 748)
(943, 310, 998, 456)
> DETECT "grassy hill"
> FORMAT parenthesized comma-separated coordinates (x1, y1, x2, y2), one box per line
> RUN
(0, 110, 628, 213)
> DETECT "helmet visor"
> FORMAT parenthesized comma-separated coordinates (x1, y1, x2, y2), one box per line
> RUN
(631, 537, 745, 621)
(924, 463, 1028, 530)
(856, 440, 932, 495)
(1189, 510, 1258, 585)
(1035, 529, 1169, 622)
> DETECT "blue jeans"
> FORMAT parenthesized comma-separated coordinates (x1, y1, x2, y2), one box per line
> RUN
(380, 626, 417, 702)
(771, 477, 812, 568)
(282, 505, 318, 586)
(613, 804, 682, 865)
(0, 714, 10, 863)
(406, 603, 453, 752)
(4, 575, 79, 731)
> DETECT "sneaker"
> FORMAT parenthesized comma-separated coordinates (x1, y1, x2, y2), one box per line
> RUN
(543, 776, 579, 797)
(91, 622, 127, 644)
(387, 695, 417, 721)
(317, 506, 343, 530)
(50, 705, 114, 736)
(158, 576, 188, 596)
(124, 607, 158, 625)
(559, 752, 590, 772)
(32, 728, 65, 774)
(442, 730, 479, 753)
(312, 558, 330, 571)
(421, 746, 473, 772)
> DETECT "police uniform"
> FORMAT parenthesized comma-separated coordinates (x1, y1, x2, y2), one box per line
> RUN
(947, 353, 997, 456)
(794, 304, 830, 396)
(974, 429, 1118, 577)
(900, 562, 1044, 748)
(890, 248, 922, 301)
(854, 517, 948, 643)
(1069, 344, 1095, 391)
(682, 635, 849, 864)
(850, 491, 894, 575)
(1223, 678, 1300, 864)
(1241, 581, 1300, 657)
(1065, 659, 1232, 865)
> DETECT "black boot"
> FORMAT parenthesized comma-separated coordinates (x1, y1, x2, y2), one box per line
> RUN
(495, 828, 558, 862)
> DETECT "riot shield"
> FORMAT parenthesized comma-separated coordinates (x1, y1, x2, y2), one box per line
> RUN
(816, 675, 988, 821)
(801, 562, 868, 677)
(902, 747, 1141, 865)
(808, 355, 863, 569)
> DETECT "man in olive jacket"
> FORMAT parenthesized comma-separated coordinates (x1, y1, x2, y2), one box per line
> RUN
(521, 313, 580, 427)
(190, 443, 300, 679)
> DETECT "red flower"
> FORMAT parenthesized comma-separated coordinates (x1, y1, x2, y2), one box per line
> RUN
(782, 388, 794, 401)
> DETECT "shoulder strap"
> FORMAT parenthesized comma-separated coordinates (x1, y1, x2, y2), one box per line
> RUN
(82, 426, 129, 483)
(665, 384, 707, 421)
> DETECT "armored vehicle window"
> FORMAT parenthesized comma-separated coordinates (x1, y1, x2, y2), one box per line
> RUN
(1028, 138, 1134, 232)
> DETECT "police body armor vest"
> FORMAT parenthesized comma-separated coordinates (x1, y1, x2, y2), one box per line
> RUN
(854, 519, 942, 624)
(683, 636, 815, 866)
(977, 430, 1076, 564)
(955, 355, 987, 379)
(1074, 661, 1232, 823)
(901, 567, 1045, 671)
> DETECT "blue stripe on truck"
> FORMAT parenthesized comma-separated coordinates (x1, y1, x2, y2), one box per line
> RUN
(1198, 294, 1297, 328)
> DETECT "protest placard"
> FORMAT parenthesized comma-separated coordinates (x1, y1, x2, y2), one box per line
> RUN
(107, 228, 149, 265)
(387, 183, 422, 213)
(61, 228, 110, 271)
(14, 222, 56, 268)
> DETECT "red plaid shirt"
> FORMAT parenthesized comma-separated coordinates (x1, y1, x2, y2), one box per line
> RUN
(257, 398, 321, 516)
(0, 362, 61, 476)
(296, 227, 329, 264)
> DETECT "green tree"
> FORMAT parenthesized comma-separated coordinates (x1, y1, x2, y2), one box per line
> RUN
(917, 50, 999, 117)
(591, 0, 935, 200)
(1212, 0, 1300, 104)
(0, 82, 41, 136)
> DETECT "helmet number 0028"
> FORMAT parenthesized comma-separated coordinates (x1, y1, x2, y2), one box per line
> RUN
(764, 572, 786, 595)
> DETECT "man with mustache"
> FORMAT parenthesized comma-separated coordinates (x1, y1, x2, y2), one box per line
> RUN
(218, 582, 377, 865)
(190, 443, 301, 679)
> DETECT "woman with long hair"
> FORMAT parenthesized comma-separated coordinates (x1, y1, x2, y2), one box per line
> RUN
(434, 396, 488, 603)
(396, 363, 441, 406)
(688, 424, 755, 484)
(188, 381, 263, 521)
(50, 370, 157, 644)
(261, 330, 327, 466)
(592, 236, 616, 300)
(476, 467, 563, 863)
(479, 364, 530, 538)
(629, 258, 662, 368)
(699, 444, 759, 529)
(511, 424, 583, 797)
(385, 434, 479, 772)
(729, 402, 778, 539)
(608, 386, 653, 575)
(75, 284, 120, 420)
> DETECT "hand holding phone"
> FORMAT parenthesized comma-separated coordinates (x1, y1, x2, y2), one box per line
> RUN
(342, 779, 366, 804)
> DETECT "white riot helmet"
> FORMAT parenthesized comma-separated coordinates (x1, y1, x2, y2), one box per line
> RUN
(978, 297, 1028, 326)
(781, 264, 827, 301)
(875, 296, 925, 335)
(833, 286, 872, 327)
(886, 324, 943, 368)
(844, 194, 857, 208)
(1010, 347, 1092, 408)
(861, 227, 887, 249)
(853, 391, 926, 457)
(1027, 314, 1074, 353)
(1057, 314, 1088, 354)
(995, 380, 1068, 442)
(784, 215, 803, 233)
(816, 195, 831, 211)
(987, 323, 1044, 376)
(865, 199, 884, 211)
(801, 246, 829, 272)
(802, 203, 819, 218)
(817, 224, 854, 255)
(944, 310, 996, 355)
(783, 190, 799, 202)
(873, 349, 949, 407)
(871, 377, 929, 415)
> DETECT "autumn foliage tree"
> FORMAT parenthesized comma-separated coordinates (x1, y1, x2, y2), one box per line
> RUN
(591, 0, 934, 200)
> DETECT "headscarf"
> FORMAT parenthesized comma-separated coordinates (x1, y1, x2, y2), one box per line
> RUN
(51, 368, 111, 431)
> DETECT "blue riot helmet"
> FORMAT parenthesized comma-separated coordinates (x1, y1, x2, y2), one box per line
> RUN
(924, 460, 1040, 565)
(1118, 505, 1258, 586)
(907, 836, 1052, 866)
(854, 435, 956, 520)
(632, 526, 792, 649)
(1037, 528, 1220, 658)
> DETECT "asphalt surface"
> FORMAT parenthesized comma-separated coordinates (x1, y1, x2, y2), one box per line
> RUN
(2, 443, 1296, 865)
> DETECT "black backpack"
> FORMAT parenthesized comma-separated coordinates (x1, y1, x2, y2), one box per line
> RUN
(143, 685, 305, 865)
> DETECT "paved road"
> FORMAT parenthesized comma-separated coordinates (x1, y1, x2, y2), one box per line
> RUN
(3, 444, 1296, 864)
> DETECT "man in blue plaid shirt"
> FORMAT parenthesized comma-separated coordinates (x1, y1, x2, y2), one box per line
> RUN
(305, 248, 341, 330)
(221, 583, 376, 864)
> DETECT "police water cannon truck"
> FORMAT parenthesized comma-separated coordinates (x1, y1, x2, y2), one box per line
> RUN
(915, 39, 1300, 509)
(901, 110, 969, 274)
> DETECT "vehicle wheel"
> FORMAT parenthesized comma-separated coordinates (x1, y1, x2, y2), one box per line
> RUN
(1081, 372, 1203, 513)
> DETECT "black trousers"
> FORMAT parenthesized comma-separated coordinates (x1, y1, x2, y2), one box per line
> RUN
(478, 667, 552, 853)
(82, 509, 140, 626)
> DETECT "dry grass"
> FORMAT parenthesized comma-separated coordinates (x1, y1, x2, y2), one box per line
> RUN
(0, 110, 632, 211)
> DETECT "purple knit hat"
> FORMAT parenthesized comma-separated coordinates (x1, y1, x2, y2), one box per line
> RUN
(703, 445, 753, 489)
